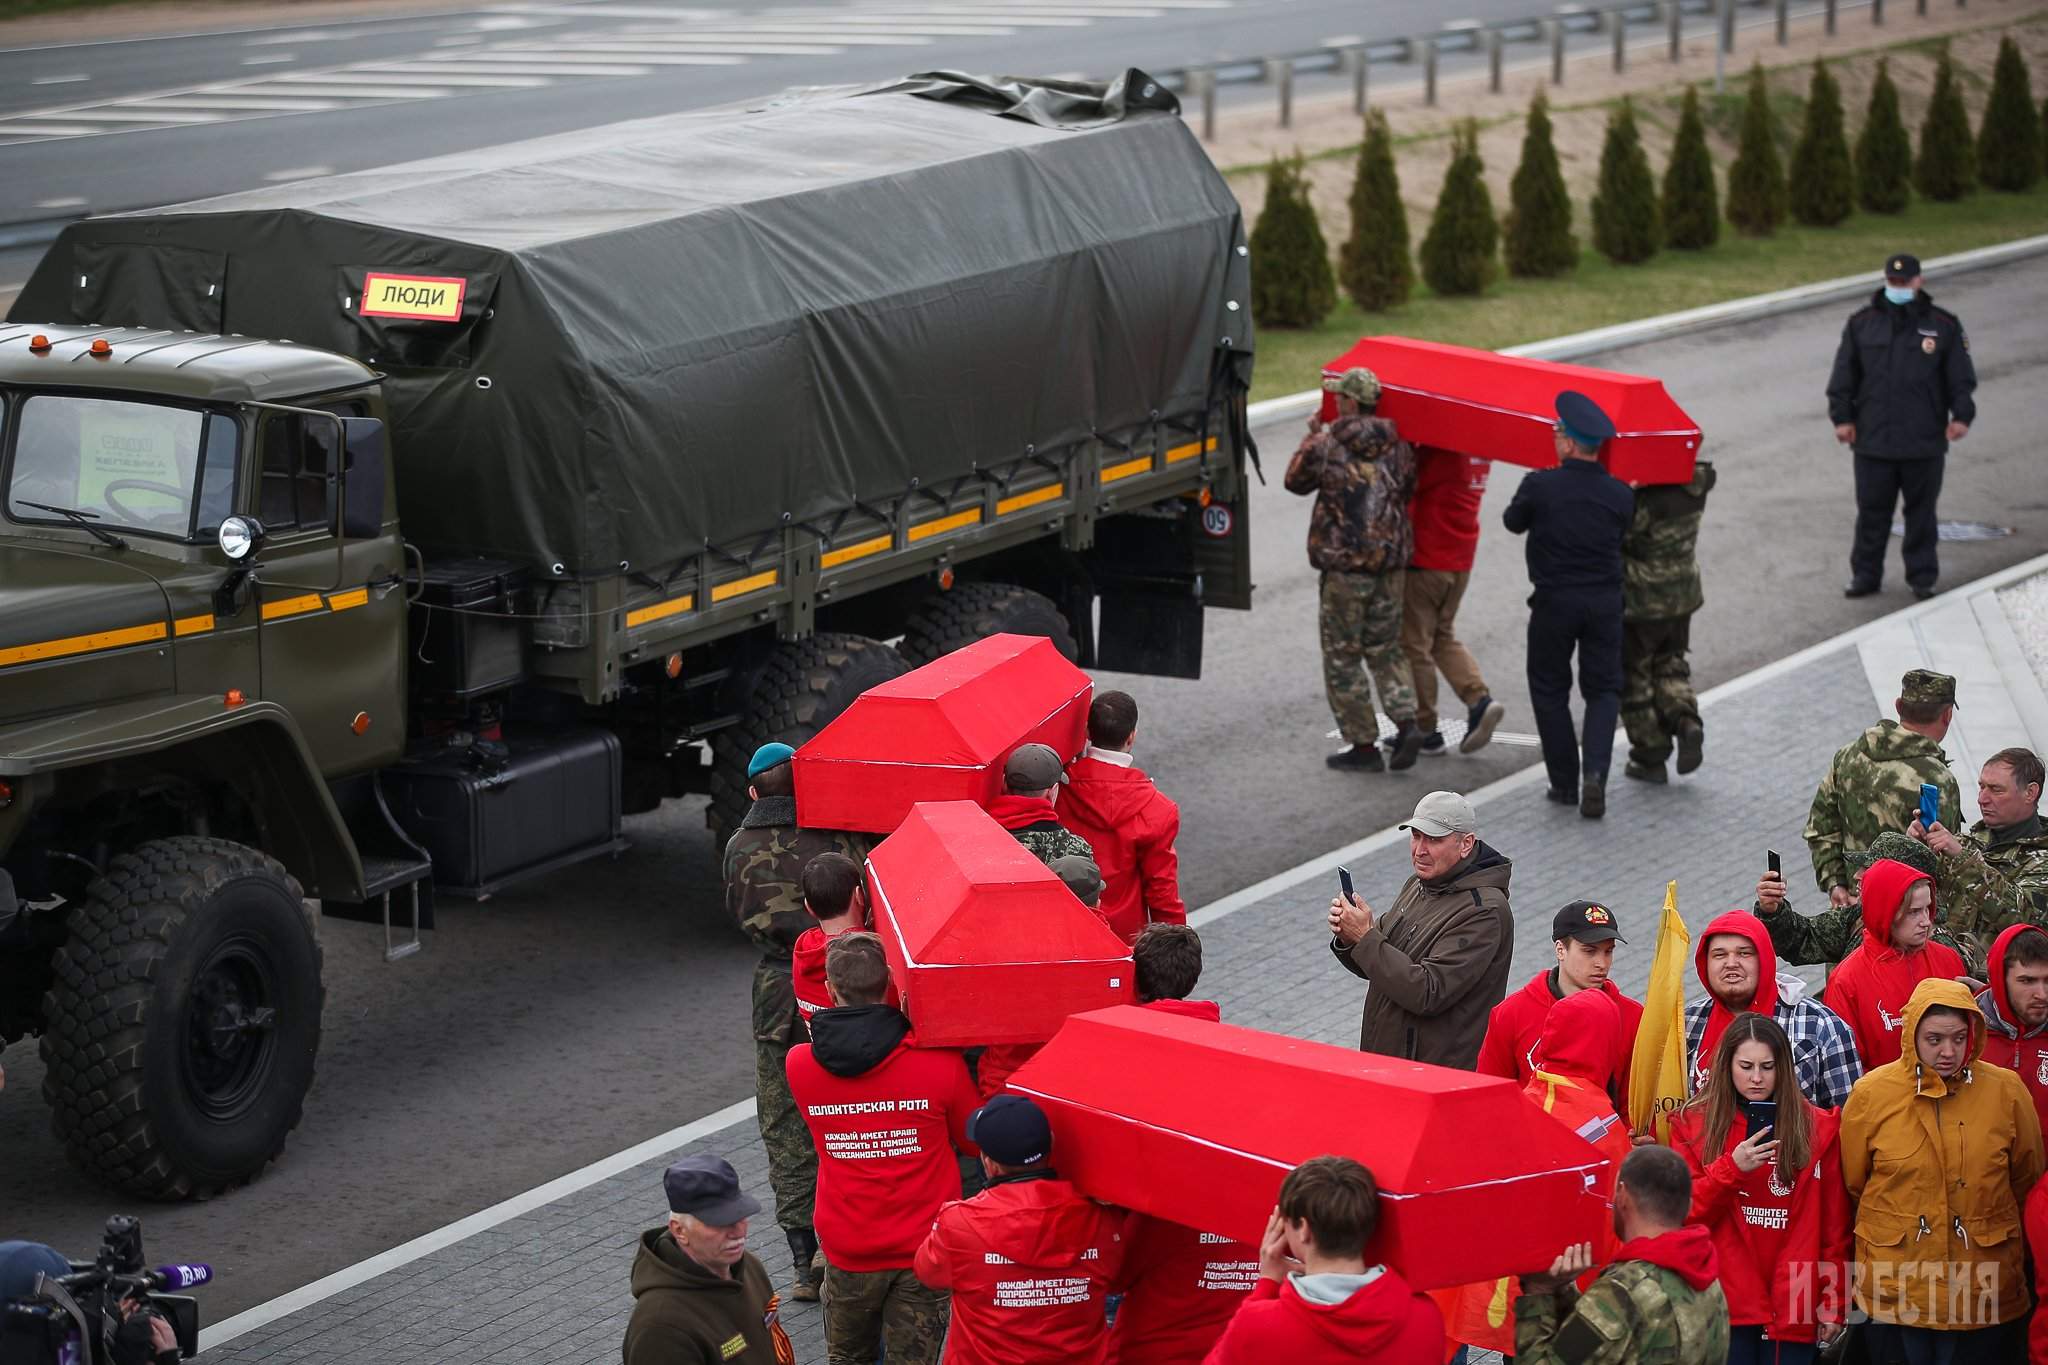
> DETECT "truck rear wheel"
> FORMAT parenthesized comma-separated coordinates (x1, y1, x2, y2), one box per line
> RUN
(39, 837, 323, 1200)
(901, 581, 1077, 666)
(707, 633, 911, 844)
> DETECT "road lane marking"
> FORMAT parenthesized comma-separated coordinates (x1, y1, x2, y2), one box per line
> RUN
(32, 195, 87, 208)
(262, 165, 336, 180)
(242, 53, 296, 64)
(296, 68, 551, 86)
(245, 83, 453, 98)
(31, 73, 90, 84)
(136, 95, 344, 111)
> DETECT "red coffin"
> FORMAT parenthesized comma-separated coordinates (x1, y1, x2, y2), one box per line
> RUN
(794, 633, 1091, 835)
(866, 801, 1132, 1047)
(1008, 1006, 1613, 1291)
(1319, 336, 1701, 485)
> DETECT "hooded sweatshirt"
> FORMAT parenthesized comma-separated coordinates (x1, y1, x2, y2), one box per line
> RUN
(915, 1173, 1129, 1365)
(1477, 969, 1645, 1120)
(785, 1004, 979, 1272)
(1200, 1265, 1444, 1365)
(789, 924, 900, 1021)
(1822, 859, 1968, 1070)
(1975, 923, 2048, 1138)
(1525, 991, 1635, 1272)
(623, 1232, 791, 1365)
(1684, 910, 1864, 1110)
(1059, 753, 1185, 942)
(1840, 978, 2047, 1328)
(1671, 1101, 1850, 1341)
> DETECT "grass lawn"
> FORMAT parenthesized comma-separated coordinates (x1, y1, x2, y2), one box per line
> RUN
(1249, 184, 2048, 402)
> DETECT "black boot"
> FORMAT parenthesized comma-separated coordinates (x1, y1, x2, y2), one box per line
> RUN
(786, 1227, 823, 1302)
(1386, 721, 1426, 772)
(1326, 744, 1385, 771)
(1675, 722, 1704, 776)
(1580, 777, 1607, 820)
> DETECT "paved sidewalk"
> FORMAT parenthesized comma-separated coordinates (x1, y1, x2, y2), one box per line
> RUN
(196, 572, 2038, 1361)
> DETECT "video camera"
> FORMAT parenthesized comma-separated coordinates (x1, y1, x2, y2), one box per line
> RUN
(1, 1217, 207, 1365)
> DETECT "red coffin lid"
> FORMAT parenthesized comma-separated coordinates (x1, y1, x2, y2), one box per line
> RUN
(795, 633, 1092, 835)
(1318, 335, 1701, 486)
(1009, 1006, 1612, 1289)
(866, 802, 1132, 1047)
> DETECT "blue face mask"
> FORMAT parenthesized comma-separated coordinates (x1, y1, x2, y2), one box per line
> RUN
(1884, 285, 1916, 305)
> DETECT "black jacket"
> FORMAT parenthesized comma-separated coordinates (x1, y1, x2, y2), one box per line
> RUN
(1825, 288, 1977, 461)
(1501, 459, 1634, 593)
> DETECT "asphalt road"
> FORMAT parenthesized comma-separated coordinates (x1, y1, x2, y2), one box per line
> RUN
(2, 253, 2041, 1318)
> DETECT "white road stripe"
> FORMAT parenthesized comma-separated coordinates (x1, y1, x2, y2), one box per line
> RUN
(366, 60, 651, 75)
(242, 82, 455, 99)
(30, 74, 89, 84)
(32, 195, 88, 208)
(262, 165, 335, 180)
(614, 25, 930, 44)
(17, 107, 224, 123)
(241, 53, 296, 64)
(0, 125, 105, 138)
(544, 40, 843, 54)
(294, 68, 552, 86)
(454, 49, 744, 64)
(135, 95, 344, 111)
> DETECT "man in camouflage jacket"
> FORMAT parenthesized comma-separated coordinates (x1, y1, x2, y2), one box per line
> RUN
(723, 741, 864, 1302)
(1912, 747, 2048, 965)
(1285, 366, 1424, 773)
(1516, 1148, 1731, 1365)
(1620, 462, 1713, 784)
(1756, 831, 1970, 969)
(1803, 669, 1962, 905)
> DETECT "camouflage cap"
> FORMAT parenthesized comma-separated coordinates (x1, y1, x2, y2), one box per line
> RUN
(1847, 830, 1938, 877)
(1899, 669, 1958, 708)
(1322, 367, 1381, 405)
(1049, 854, 1104, 908)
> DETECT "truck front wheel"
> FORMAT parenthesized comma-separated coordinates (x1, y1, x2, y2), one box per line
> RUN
(900, 581, 1077, 666)
(39, 837, 323, 1199)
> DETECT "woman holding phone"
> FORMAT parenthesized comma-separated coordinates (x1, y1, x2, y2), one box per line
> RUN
(1670, 1014, 1849, 1364)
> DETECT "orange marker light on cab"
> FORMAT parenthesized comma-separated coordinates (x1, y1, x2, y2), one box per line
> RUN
(224, 688, 246, 708)
(28, 334, 51, 353)
(351, 711, 372, 736)
(89, 338, 112, 357)
(664, 653, 683, 680)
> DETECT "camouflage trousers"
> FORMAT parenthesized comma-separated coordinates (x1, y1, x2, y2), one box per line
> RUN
(1319, 569, 1417, 745)
(753, 961, 817, 1232)
(824, 1264, 949, 1365)
(1621, 615, 1700, 766)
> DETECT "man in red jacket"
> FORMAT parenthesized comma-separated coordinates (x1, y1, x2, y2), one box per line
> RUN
(1201, 1155, 1443, 1364)
(1820, 858, 1968, 1068)
(787, 933, 979, 1365)
(1059, 691, 1186, 943)
(1476, 900, 1645, 1120)
(789, 852, 894, 1024)
(1400, 445, 1504, 756)
(914, 1094, 1128, 1365)
(1977, 924, 2048, 1134)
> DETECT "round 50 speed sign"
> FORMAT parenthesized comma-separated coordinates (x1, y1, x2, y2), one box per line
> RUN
(1200, 504, 1234, 538)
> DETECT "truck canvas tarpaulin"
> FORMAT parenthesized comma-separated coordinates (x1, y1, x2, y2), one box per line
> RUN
(1319, 337, 1701, 485)
(1008, 1006, 1613, 1290)
(794, 633, 1090, 835)
(12, 70, 1252, 578)
(865, 801, 1130, 1047)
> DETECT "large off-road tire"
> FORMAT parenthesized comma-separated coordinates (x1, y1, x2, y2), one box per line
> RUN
(707, 633, 912, 845)
(39, 837, 323, 1200)
(899, 581, 1078, 666)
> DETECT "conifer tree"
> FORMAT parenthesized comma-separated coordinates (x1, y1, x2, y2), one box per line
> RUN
(1249, 155, 1336, 328)
(1976, 35, 2042, 192)
(1591, 98, 1660, 264)
(1726, 62, 1788, 235)
(1855, 58, 1913, 215)
(1790, 60, 1855, 226)
(1915, 50, 1977, 202)
(1340, 110, 1415, 310)
(1418, 121, 1498, 297)
(1505, 91, 1577, 278)
(1662, 86, 1719, 250)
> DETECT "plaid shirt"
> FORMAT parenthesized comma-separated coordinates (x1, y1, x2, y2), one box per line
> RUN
(1683, 987, 1864, 1110)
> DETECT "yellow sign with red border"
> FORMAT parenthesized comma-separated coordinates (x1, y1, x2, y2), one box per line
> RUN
(361, 272, 467, 323)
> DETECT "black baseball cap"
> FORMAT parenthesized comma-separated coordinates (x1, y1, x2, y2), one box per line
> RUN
(1884, 253, 1921, 281)
(968, 1094, 1052, 1166)
(664, 1154, 762, 1225)
(1553, 900, 1625, 945)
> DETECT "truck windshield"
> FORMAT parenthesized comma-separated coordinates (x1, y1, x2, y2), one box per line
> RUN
(5, 393, 239, 542)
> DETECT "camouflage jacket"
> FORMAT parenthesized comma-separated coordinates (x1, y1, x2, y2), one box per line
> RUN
(1014, 824, 1095, 867)
(1938, 814, 2048, 950)
(1802, 722, 1962, 895)
(723, 795, 864, 1039)
(1621, 462, 1714, 622)
(1283, 414, 1416, 574)
(1515, 1259, 1730, 1365)
(1758, 895, 1972, 974)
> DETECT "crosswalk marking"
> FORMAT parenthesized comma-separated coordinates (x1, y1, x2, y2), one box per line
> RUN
(0, 0, 1234, 146)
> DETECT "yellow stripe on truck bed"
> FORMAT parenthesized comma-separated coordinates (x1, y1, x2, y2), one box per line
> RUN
(625, 593, 695, 629)
(710, 570, 780, 604)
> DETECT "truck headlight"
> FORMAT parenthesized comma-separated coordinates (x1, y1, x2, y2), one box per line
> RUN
(219, 516, 265, 561)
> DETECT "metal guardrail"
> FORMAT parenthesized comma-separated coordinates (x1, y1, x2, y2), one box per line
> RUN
(1167, 0, 1951, 136)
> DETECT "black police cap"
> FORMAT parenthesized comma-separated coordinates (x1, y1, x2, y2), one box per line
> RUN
(1554, 390, 1617, 447)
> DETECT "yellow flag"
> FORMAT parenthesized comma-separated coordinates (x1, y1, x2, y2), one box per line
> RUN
(1628, 880, 1692, 1144)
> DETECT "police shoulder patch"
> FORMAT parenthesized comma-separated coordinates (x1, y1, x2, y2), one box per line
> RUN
(720, 1333, 748, 1360)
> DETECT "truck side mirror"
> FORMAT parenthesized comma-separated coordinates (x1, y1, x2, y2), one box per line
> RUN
(339, 417, 388, 540)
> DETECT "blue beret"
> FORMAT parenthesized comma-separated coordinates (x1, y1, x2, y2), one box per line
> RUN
(747, 742, 796, 779)
(1554, 390, 1616, 448)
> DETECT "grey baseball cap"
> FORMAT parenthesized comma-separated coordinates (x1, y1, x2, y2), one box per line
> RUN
(1004, 743, 1065, 791)
(1400, 790, 1477, 838)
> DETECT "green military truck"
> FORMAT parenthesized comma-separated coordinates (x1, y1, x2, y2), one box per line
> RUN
(0, 72, 1255, 1198)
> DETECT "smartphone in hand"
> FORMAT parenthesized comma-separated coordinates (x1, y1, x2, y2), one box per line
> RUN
(1742, 1099, 1778, 1137)
(1767, 849, 1782, 877)
(1919, 783, 1941, 829)
(1338, 866, 1355, 903)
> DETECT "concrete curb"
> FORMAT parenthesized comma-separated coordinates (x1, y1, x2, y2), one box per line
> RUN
(1245, 231, 2048, 425)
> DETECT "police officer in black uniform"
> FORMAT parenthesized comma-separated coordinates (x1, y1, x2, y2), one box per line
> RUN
(1503, 391, 1634, 820)
(1827, 252, 1977, 601)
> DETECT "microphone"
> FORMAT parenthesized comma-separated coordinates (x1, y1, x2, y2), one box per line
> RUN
(146, 1264, 212, 1291)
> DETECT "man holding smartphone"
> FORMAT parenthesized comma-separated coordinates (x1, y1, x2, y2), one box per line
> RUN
(1803, 669, 1962, 908)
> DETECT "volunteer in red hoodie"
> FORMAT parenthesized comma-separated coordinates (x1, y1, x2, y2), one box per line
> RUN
(1682, 910, 1862, 1110)
(1671, 1013, 1849, 1364)
(1975, 923, 2048, 1135)
(1516, 1146, 1730, 1362)
(1820, 857, 1968, 1068)
(786, 933, 979, 1365)
(915, 1093, 1127, 1365)
(1108, 926, 1260, 1365)
(1476, 899, 1645, 1115)
(1058, 692, 1186, 943)
(1400, 444, 1505, 756)
(1201, 1155, 1443, 1365)
(788, 852, 898, 1023)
